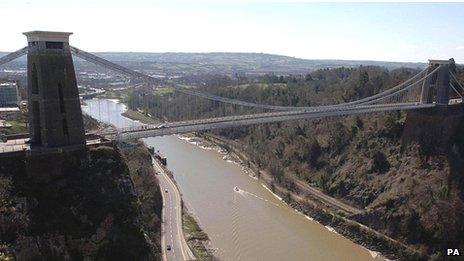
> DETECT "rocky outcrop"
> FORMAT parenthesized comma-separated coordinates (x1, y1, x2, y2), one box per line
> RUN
(0, 145, 162, 260)
(402, 105, 464, 156)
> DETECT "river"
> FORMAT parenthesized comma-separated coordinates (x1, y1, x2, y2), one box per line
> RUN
(82, 99, 379, 261)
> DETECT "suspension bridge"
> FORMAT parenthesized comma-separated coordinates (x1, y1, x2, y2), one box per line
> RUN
(1, 34, 463, 145)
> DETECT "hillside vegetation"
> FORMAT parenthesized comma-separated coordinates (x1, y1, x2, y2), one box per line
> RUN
(128, 65, 464, 259)
(0, 144, 162, 260)
(1, 51, 426, 76)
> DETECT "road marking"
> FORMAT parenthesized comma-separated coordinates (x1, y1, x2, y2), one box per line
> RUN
(155, 160, 193, 261)
(168, 173, 191, 261)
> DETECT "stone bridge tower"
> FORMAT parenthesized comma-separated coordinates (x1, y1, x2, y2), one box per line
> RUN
(24, 31, 85, 148)
(420, 59, 457, 105)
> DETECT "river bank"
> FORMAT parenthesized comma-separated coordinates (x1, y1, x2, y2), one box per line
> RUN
(90, 99, 382, 260)
(162, 131, 409, 260)
(183, 211, 216, 260)
(153, 156, 215, 260)
(121, 109, 160, 125)
(83, 103, 212, 260)
(120, 108, 397, 259)
(195, 133, 425, 260)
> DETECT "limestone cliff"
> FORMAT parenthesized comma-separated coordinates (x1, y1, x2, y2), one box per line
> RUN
(0, 144, 162, 260)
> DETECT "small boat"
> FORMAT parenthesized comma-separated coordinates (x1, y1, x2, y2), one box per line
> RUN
(234, 186, 239, 192)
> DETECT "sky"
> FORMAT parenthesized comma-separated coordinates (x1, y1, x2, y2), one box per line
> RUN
(1, 0, 464, 63)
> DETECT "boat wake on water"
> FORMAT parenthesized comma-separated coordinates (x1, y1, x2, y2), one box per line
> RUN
(233, 186, 284, 209)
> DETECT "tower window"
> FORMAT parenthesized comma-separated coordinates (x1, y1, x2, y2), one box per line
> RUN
(58, 83, 65, 113)
(430, 64, 439, 85)
(62, 119, 69, 135)
(45, 41, 64, 49)
(31, 63, 39, 94)
(32, 101, 42, 145)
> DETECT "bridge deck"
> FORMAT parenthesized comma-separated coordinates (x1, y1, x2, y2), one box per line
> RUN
(114, 102, 437, 140)
(0, 137, 112, 154)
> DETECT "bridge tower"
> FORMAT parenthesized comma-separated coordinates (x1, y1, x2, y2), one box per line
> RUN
(24, 31, 85, 148)
(420, 59, 456, 105)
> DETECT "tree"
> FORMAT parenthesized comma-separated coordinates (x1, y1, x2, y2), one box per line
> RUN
(370, 150, 390, 173)
(307, 138, 322, 166)
(359, 70, 370, 88)
(305, 73, 313, 82)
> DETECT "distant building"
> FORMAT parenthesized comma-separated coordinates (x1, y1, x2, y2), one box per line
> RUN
(0, 82, 19, 107)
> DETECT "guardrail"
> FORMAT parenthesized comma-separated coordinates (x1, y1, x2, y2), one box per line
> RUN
(0, 144, 28, 153)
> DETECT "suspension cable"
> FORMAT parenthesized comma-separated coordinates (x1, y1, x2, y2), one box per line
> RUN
(450, 83, 464, 99)
(0, 45, 435, 111)
(339, 67, 429, 106)
(0, 46, 28, 66)
(69, 45, 431, 111)
(361, 65, 441, 105)
(450, 71, 464, 91)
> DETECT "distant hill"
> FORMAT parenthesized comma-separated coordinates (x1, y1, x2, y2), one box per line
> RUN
(91, 52, 425, 67)
(0, 51, 427, 75)
(86, 52, 427, 72)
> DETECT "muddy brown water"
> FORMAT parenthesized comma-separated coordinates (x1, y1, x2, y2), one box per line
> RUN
(83, 99, 378, 261)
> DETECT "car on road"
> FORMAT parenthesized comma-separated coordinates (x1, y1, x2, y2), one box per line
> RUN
(165, 189, 168, 193)
(167, 245, 172, 251)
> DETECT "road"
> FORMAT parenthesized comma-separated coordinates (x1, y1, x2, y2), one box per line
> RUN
(292, 178, 363, 215)
(258, 169, 362, 215)
(153, 158, 196, 261)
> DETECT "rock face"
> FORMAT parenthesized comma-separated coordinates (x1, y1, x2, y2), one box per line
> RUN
(349, 105, 464, 257)
(0, 145, 162, 260)
(402, 105, 464, 155)
(213, 103, 464, 258)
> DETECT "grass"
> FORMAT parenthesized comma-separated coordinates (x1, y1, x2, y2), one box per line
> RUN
(231, 82, 287, 90)
(1, 120, 28, 135)
(0, 249, 13, 261)
(78, 86, 94, 94)
(182, 212, 212, 260)
(121, 109, 160, 125)
(153, 86, 175, 96)
(96, 90, 131, 103)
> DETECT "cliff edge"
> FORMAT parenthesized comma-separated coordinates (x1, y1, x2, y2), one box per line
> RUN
(0, 144, 162, 260)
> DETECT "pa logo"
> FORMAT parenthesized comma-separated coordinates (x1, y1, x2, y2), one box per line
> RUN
(447, 248, 461, 256)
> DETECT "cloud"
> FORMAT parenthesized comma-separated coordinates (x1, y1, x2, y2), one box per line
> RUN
(457, 46, 464, 50)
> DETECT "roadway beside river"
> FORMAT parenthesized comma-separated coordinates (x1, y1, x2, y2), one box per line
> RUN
(84, 99, 378, 261)
(154, 153, 196, 261)
(154, 156, 214, 260)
